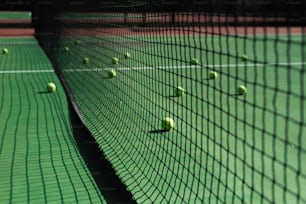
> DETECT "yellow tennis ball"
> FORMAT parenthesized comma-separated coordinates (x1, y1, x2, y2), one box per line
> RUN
(124, 52, 131, 58)
(175, 86, 185, 97)
(209, 71, 218, 79)
(47, 82, 56, 93)
(2, 48, 8, 54)
(108, 69, 117, 78)
(238, 85, 247, 95)
(241, 54, 248, 61)
(161, 117, 175, 131)
(83, 57, 89, 64)
(191, 57, 199, 65)
(112, 57, 119, 64)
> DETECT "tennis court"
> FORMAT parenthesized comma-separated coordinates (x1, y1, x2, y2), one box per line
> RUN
(51, 12, 306, 203)
(0, 37, 106, 203)
(1, 1, 306, 204)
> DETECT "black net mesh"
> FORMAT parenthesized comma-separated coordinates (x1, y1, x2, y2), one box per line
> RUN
(41, 0, 306, 203)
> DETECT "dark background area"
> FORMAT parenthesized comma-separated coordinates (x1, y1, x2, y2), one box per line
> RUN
(2, 0, 305, 39)
(0, 0, 305, 13)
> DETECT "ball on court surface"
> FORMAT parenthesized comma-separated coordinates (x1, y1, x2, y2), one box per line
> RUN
(175, 86, 185, 97)
(241, 54, 248, 61)
(124, 52, 131, 58)
(161, 117, 175, 131)
(108, 69, 117, 78)
(191, 57, 199, 65)
(209, 71, 218, 79)
(75, 40, 81, 44)
(112, 57, 119, 65)
(28, 12, 32, 17)
(2, 48, 8, 54)
(47, 82, 56, 93)
(64, 46, 69, 52)
(83, 57, 89, 64)
(237, 85, 247, 95)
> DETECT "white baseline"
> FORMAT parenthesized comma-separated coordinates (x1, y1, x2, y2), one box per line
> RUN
(0, 61, 305, 74)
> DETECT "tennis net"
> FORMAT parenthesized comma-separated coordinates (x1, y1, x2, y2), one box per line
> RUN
(37, 1, 306, 203)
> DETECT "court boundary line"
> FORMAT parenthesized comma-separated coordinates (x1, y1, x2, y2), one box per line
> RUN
(64, 61, 306, 72)
(0, 70, 54, 74)
(0, 61, 305, 74)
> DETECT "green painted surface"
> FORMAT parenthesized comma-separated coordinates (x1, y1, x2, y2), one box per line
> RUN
(0, 38, 106, 204)
(54, 34, 306, 203)
(0, 11, 31, 19)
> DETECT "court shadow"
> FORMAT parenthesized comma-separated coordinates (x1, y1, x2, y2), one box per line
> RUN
(68, 102, 136, 204)
(149, 129, 169, 134)
(229, 93, 244, 97)
(101, 76, 112, 79)
(37, 91, 50, 94)
(166, 94, 178, 98)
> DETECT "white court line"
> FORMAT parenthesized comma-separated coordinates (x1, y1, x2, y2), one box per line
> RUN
(0, 61, 305, 74)
(0, 69, 54, 74)
(64, 61, 306, 72)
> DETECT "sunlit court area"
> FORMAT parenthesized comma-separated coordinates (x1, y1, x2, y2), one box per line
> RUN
(0, 1, 305, 203)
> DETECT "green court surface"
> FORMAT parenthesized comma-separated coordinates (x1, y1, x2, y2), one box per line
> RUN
(0, 11, 31, 19)
(0, 38, 105, 203)
(55, 34, 306, 203)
